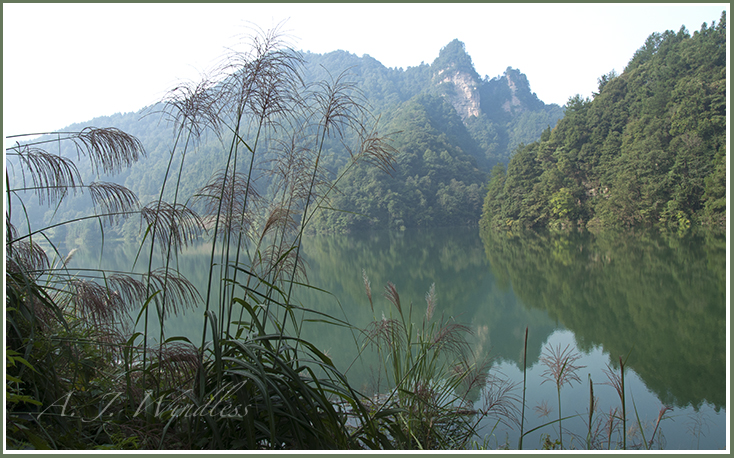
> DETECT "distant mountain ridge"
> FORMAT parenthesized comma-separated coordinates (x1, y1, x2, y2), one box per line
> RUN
(299, 39, 564, 231)
(302, 39, 564, 170)
(10, 39, 566, 238)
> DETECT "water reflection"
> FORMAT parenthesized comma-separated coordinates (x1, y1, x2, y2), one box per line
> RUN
(480, 228, 726, 411)
(62, 225, 726, 449)
(296, 227, 556, 377)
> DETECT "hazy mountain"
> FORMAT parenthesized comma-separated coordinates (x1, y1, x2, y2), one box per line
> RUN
(8, 39, 565, 239)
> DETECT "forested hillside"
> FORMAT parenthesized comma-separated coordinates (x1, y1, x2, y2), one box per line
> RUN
(8, 39, 564, 241)
(308, 40, 563, 231)
(481, 12, 727, 231)
(313, 94, 487, 231)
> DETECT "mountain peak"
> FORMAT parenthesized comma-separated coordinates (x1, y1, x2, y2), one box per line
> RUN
(491, 67, 545, 114)
(431, 40, 482, 121)
(431, 39, 480, 80)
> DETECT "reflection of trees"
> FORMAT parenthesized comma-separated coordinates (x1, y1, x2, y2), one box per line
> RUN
(481, 228, 726, 410)
(298, 226, 559, 387)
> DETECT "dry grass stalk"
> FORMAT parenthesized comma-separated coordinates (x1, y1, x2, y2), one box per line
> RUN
(253, 241, 307, 286)
(6, 238, 50, 278)
(431, 320, 472, 358)
(310, 70, 367, 139)
(383, 282, 402, 316)
(265, 134, 315, 198)
(70, 279, 131, 329)
(154, 341, 202, 388)
(648, 405, 673, 448)
(362, 269, 373, 313)
(479, 372, 521, 429)
(161, 76, 223, 139)
(260, 204, 298, 240)
(220, 23, 303, 123)
(540, 343, 585, 388)
(454, 358, 490, 399)
(351, 124, 398, 175)
(539, 342, 585, 449)
(603, 362, 624, 401)
(364, 314, 405, 350)
(534, 399, 553, 418)
(107, 273, 150, 308)
(605, 406, 622, 449)
(143, 267, 201, 317)
(425, 282, 436, 321)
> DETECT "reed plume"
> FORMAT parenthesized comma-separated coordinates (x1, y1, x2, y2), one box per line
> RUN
(72, 127, 146, 175)
(88, 181, 140, 224)
(364, 313, 405, 350)
(383, 282, 402, 317)
(161, 75, 223, 140)
(363, 269, 373, 313)
(5, 24, 408, 450)
(141, 201, 206, 254)
(70, 279, 132, 330)
(539, 342, 585, 449)
(143, 267, 201, 318)
(425, 282, 436, 321)
(6, 237, 50, 278)
(9, 145, 82, 205)
(479, 372, 521, 429)
(195, 169, 261, 237)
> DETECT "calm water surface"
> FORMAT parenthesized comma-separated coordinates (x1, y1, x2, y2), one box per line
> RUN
(66, 226, 727, 450)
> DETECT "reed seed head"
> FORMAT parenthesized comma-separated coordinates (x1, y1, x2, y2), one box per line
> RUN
(540, 343, 585, 389)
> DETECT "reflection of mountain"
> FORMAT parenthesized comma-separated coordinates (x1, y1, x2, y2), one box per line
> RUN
(480, 228, 726, 410)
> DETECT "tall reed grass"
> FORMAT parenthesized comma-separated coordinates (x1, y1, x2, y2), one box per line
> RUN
(5, 26, 399, 450)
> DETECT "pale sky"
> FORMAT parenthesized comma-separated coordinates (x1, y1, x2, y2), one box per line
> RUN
(3, 3, 728, 138)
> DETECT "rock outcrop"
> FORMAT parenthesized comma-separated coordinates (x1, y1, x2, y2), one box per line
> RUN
(437, 68, 481, 120)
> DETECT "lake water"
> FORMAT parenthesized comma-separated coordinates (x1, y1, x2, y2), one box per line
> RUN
(64, 226, 727, 450)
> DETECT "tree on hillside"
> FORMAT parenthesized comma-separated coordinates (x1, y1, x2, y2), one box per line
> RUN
(481, 11, 727, 231)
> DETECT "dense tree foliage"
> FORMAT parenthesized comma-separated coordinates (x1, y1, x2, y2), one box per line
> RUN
(312, 94, 487, 231)
(481, 12, 727, 230)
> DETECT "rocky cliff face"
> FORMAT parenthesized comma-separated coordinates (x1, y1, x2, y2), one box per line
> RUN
(436, 68, 481, 120)
(501, 71, 524, 113)
(431, 42, 542, 123)
(430, 39, 483, 122)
